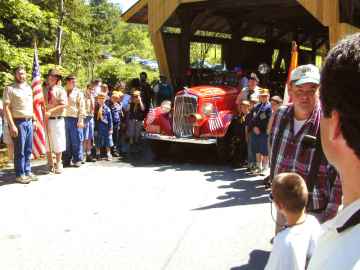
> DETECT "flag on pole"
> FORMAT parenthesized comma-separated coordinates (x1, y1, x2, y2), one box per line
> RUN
(32, 43, 46, 158)
(283, 41, 298, 105)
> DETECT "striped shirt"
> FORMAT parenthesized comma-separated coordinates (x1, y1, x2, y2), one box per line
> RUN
(269, 102, 342, 221)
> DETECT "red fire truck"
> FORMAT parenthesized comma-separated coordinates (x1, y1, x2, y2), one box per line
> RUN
(143, 84, 241, 159)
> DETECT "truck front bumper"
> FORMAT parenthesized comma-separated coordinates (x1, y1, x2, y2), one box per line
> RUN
(143, 133, 217, 145)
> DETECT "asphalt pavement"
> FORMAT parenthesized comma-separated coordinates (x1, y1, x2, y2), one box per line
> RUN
(0, 144, 273, 270)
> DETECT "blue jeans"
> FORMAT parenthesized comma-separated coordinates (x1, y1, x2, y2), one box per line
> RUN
(64, 117, 84, 163)
(12, 119, 33, 177)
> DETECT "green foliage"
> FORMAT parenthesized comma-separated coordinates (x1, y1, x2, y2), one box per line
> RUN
(96, 59, 159, 87)
(0, 0, 156, 95)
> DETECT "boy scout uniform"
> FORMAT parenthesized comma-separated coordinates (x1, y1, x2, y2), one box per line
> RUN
(43, 84, 67, 154)
(64, 87, 85, 166)
(3, 82, 34, 180)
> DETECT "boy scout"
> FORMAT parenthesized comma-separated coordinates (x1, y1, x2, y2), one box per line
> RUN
(43, 69, 67, 174)
(63, 75, 85, 167)
(3, 66, 37, 183)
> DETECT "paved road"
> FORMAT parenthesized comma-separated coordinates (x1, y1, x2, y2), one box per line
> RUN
(0, 146, 273, 270)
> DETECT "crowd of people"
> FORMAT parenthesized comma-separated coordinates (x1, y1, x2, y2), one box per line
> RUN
(1, 33, 360, 269)
(0, 68, 173, 183)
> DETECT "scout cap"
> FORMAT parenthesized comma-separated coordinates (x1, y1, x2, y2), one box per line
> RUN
(248, 72, 259, 82)
(48, 68, 62, 78)
(241, 100, 250, 106)
(65, 74, 76, 81)
(259, 88, 270, 96)
(290, 64, 320, 86)
(270, 95, 283, 104)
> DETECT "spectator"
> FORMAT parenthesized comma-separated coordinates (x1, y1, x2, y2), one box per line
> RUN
(269, 64, 342, 234)
(83, 84, 96, 162)
(154, 75, 173, 106)
(228, 100, 250, 167)
(248, 88, 272, 175)
(245, 95, 259, 171)
(43, 69, 67, 174)
(109, 91, 123, 157)
(265, 172, 322, 270)
(267, 95, 283, 135)
(94, 93, 113, 161)
(3, 66, 37, 183)
(125, 90, 145, 150)
(63, 75, 85, 167)
(236, 72, 260, 104)
(139, 72, 153, 112)
(308, 33, 360, 270)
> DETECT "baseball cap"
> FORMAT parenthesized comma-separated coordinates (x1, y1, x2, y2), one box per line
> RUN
(290, 64, 320, 86)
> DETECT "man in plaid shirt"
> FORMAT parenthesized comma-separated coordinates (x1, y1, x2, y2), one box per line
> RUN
(269, 64, 342, 234)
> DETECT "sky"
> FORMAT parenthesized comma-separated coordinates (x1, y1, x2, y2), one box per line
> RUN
(110, 0, 138, 12)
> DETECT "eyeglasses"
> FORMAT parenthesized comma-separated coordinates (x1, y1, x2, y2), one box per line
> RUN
(268, 192, 286, 228)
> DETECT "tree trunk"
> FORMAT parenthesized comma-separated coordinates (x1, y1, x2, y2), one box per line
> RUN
(55, 0, 65, 65)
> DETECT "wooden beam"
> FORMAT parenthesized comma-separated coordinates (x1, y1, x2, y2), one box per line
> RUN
(121, 0, 148, 22)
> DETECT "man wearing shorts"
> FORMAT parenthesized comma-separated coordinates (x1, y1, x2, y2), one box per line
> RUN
(43, 69, 67, 174)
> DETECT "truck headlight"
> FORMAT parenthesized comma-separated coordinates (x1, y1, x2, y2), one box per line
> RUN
(160, 100, 171, 113)
(202, 103, 214, 116)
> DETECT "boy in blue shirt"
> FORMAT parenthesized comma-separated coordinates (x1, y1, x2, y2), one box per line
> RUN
(94, 93, 113, 161)
(109, 91, 123, 157)
(248, 88, 272, 175)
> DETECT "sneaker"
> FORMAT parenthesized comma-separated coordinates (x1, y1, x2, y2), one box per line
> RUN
(73, 161, 82, 167)
(86, 155, 96, 162)
(106, 154, 112, 161)
(26, 173, 39, 181)
(15, 175, 31, 184)
(96, 154, 102, 161)
(55, 164, 63, 174)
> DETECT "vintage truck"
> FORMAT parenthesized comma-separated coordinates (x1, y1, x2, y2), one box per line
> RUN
(143, 85, 241, 159)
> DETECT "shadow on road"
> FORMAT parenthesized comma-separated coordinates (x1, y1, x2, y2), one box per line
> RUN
(230, 249, 270, 270)
(0, 162, 48, 187)
(122, 141, 270, 210)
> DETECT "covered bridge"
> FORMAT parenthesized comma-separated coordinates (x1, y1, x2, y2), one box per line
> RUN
(122, 0, 360, 87)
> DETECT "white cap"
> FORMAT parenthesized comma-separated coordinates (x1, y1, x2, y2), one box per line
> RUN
(290, 64, 320, 86)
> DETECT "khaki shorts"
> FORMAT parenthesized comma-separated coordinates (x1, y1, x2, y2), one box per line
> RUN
(46, 118, 66, 153)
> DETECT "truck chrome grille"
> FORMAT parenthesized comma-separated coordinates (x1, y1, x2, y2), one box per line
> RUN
(173, 95, 198, 137)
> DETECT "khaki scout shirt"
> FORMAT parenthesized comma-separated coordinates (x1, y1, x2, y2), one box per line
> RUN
(64, 87, 86, 119)
(84, 93, 95, 117)
(43, 85, 67, 117)
(3, 82, 33, 118)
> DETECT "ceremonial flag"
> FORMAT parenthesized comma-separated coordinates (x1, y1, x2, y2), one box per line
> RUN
(32, 44, 46, 158)
(283, 41, 298, 105)
(208, 110, 224, 133)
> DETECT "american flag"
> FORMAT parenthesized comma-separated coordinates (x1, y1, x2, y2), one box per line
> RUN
(32, 44, 46, 158)
(208, 110, 224, 132)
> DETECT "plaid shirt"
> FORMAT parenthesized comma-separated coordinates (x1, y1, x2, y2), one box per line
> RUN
(269, 102, 342, 221)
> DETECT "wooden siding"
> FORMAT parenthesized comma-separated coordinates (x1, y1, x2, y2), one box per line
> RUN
(297, 0, 360, 47)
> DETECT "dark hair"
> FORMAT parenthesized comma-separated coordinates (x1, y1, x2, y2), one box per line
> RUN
(140, 72, 147, 78)
(14, 65, 26, 74)
(320, 33, 360, 159)
(272, 173, 308, 213)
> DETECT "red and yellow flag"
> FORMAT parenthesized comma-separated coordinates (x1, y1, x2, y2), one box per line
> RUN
(283, 41, 298, 104)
